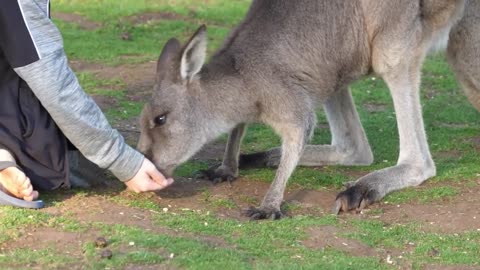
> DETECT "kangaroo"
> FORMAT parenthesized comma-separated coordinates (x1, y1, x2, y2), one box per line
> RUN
(138, 0, 473, 219)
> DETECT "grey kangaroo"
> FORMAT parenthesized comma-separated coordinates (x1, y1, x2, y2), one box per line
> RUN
(137, 0, 479, 219)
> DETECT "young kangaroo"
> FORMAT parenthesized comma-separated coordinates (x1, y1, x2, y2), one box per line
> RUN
(138, 0, 471, 219)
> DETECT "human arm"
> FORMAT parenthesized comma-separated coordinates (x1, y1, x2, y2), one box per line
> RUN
(0, 1, 172, 190)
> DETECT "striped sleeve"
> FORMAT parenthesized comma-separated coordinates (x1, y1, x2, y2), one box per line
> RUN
(0, 0, 144, 181)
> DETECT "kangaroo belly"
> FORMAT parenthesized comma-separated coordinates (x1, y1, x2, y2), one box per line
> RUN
(224, 0, 371, 102)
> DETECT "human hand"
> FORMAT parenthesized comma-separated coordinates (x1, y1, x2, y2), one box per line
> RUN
(124, 158, 174, 192)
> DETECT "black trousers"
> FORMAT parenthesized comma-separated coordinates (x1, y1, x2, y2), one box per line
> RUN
(0, 58, 70, 190)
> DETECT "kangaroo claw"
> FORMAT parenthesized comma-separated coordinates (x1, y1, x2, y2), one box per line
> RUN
(334, 183, 379, 214)
(194, 164, 238, 185)
(244, 207, 285, 220)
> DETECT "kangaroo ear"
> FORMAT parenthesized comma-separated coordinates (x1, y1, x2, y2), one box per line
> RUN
(157, 38, 181, 79)
(180, 25, 207, 81)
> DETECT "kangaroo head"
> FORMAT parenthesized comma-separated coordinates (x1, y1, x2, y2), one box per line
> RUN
(137, 25, 208, 176)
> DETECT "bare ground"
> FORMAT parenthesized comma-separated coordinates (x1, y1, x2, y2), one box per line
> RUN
(5, 173, 478, 269)
(52, 12, 101, 30)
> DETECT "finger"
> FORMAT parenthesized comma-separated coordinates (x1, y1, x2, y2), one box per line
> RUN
(165, 178, 174, 186)
(145, 179, 171, 191)
(148, 168, 174, 188)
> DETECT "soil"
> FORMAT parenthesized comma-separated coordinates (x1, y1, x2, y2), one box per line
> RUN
(125, 12, 186, 25)
(69, 60, 157, 100)
(1, 226, 98, 254)
(302, 225, 378, 257)
(364, 102, 389, 113)
(51, 10, 221, 33)
(470, 136, 480, 151)
(375, 183, 480, 234)
(423, 266, 480, 270)
(52, 12, 101, 30)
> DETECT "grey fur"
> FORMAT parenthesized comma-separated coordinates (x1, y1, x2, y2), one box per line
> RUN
(447, 0, 480, 111)
(138, 0, 476, 218)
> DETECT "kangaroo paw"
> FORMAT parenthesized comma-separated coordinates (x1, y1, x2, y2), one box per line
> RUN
(333, 183, 380, 214)
(194, 164, 237, 184)
(244, 206, 285, 220)
(333, 163, 434, 214)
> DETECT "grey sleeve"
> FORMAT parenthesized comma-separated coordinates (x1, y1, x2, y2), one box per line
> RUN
(12, 0, 144, 181)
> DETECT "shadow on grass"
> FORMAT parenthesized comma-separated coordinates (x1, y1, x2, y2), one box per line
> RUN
(39, 174, 214, 208)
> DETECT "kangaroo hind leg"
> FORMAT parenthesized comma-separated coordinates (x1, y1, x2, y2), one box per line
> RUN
(239, 87, 373, 168)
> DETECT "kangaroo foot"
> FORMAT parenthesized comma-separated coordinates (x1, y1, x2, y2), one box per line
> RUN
(334, 183, 378, 214)
(194, 164, 237, 184)
(334, 163, 435, 214)
(244, 206, 285, 220)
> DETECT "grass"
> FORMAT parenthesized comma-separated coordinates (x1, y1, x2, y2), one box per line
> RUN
(0, 0, 479, 269)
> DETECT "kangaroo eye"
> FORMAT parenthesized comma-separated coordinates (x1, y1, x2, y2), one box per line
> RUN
(154, 114, 167, 126)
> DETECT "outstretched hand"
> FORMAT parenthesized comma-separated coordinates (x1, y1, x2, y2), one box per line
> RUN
(125, 158, 173, 192)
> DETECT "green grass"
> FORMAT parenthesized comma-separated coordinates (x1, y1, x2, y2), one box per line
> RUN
(52, 0, 242, 64)
(1, 0, 478, 269)
(346, 220, 480, 267)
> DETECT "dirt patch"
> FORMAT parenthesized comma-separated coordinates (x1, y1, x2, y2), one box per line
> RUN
(91, 94, 119, 111)
(469, 136, 480, 151)
(70, 60, 157, 101)
(125, 264, 178, 270)
(52, 12, 101, 30)
(156, 177, 256, 220)
(152, 176, 339, 220)
(1, 226, 98, 258)
(49, 136, 476, 235)
(6, 159, 479, 267)
(303, 225, 414, 268)
(433, 122, 471, 129)
(303, 225, 376, 257)
(126, 12, 185, 25)
(43, 194, 157, 229)
(124, 11, 225, 28)
(286, 188, 337, 214)
(70, 60, 156, 92)
(433, 149, 462, 159)
(422, 265, 480, 270)
(364, 103, 388, 113)
(43, 193, 232, 248)
(239, 179, 480, 235)
(363, 183, 480, 234)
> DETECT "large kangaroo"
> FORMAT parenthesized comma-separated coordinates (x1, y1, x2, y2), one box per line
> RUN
(138, 0, 477, 219)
